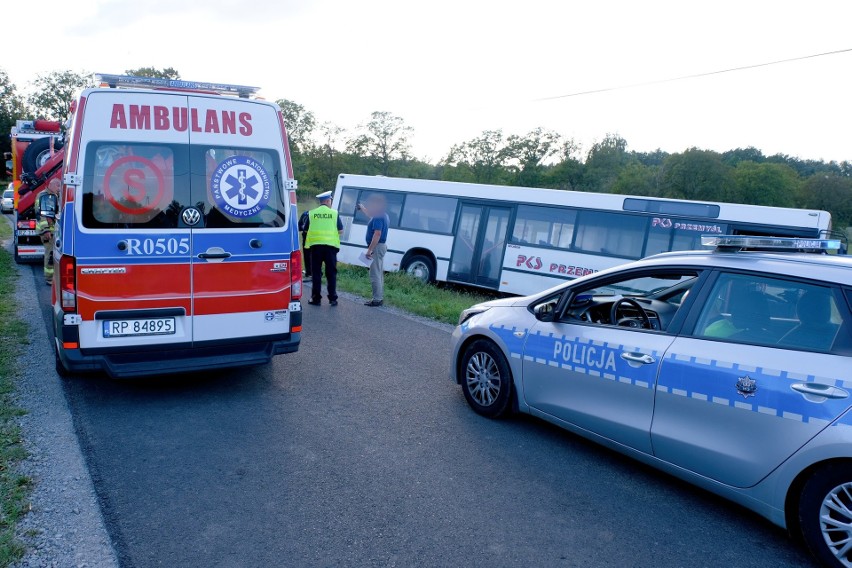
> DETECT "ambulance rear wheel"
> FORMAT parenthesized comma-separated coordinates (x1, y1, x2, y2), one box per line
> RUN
(460, 340, 512, 418)
(54, 347, 69, 379)
(403, 255, 435, 283)
(22, 137, 64, 174)
(799, 462, 852, 568)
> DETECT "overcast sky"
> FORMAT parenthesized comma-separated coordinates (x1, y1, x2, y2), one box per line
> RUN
(6, 0, 852, 163)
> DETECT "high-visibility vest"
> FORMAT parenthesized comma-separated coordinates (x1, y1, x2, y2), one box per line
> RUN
(305, 206, 340, 249)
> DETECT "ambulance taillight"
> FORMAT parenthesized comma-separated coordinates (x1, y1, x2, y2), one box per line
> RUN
(290, 250, 302, 300)
(59, 256, 77, 311)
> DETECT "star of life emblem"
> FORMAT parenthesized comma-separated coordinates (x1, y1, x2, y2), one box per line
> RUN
(210, 156, 272, 219)
(736, 375, 757, 398)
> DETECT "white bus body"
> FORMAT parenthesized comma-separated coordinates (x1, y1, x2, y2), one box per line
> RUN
(332, 174, 834, 296)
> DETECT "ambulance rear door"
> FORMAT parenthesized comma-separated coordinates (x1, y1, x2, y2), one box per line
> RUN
(186, 96, 295, 345)
(74, 91, 194, 352)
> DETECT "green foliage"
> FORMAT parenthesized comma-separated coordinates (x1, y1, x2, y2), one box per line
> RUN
(0, 70, 27, 159)
(731, 161, 799, 207)
(335, 264, 493, 325)
(583, 134, 632, 192)
(29, 70, 94, 123)
(347, 111, 413, 176)
(0, 230, 32, 565)
(658, 148, 733, 201)
(124, 67, 181, 80)
(276, 99, 316, 155)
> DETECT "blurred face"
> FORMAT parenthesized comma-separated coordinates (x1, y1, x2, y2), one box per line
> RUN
(47, 178, 61, 194)
(367, 194, 386, 215)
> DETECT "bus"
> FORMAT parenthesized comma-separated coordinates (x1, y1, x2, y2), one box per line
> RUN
(332, 174, 841, 296)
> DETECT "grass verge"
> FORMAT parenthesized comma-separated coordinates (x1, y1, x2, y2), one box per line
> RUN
(335, 263, 494, 325)
(0, 219, 31, 566)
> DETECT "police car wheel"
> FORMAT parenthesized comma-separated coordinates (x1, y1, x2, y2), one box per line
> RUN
(799, 463, 852, 568)
(460, 340, 512, 418)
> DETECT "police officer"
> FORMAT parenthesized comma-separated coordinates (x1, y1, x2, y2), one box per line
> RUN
(298, 209, 312, 280)
(304, 191, 343, 306)
(36, 178, 61, 286)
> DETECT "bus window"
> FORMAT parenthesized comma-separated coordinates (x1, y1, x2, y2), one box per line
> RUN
(511, 205, 576, 248)
(400, 194, 457, 233)
(339, 187, 359, 216)
(574, 211, 646, 259)
(645, 218, 728, 256)
(353, 190, 403, 227)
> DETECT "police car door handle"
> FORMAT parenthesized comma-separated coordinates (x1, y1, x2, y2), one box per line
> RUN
(620, 352, 655, 365)
(791, 383, 849, 400)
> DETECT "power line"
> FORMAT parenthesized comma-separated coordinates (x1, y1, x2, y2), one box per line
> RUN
(536, 47, 852, 101)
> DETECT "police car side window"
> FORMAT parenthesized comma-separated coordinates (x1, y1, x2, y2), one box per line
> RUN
(694, 273, 848, 353)
(559, 270, 699, 332)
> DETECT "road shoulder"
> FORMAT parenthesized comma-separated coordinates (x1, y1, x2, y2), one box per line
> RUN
(6, 227, 118, 567)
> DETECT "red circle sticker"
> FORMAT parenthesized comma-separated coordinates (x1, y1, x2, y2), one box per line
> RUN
(103, 155, 167, 215)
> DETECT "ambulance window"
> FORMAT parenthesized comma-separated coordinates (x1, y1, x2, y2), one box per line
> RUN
(197, 147, 286, 228)
(81, 142, 189, 229)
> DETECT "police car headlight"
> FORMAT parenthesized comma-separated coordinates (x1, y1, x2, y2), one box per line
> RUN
(459, 306, 491, 326)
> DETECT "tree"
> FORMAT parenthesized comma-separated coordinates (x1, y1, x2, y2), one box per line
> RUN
(347, 111, 413, 176)
(306, 121, 346, 191)
(721, 146, 765, 167)
(657, 148, 733, 201)
(29, 70, 94, 124)
(730, 161, 799, 207)
(583, 134, 631, 192)
(506, 127, 561, 186)
(543, 138, 584, 190)
(443, 130, 513, 184)
(611, 162, 659, 196)
(125, 67, 181, 80)
(276, 99, 316, 155)
(0, 69, 26, 160)
(798, 175, 852, 230)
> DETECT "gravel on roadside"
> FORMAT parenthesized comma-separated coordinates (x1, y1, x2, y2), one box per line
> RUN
(3, 221, 119, 568)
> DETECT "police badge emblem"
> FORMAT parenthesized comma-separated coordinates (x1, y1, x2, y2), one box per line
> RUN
(736, 375, 757, 398)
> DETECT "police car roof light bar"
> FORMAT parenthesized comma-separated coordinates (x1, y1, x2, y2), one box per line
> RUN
(94, 74, 260, 98)
(701, 235, 842, 252)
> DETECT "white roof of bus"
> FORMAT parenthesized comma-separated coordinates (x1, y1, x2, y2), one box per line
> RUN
(335, 174, 830, 229)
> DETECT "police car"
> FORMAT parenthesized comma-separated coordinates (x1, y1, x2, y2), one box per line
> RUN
(450, 236, 852, 567)
(52, 74, 303, 378)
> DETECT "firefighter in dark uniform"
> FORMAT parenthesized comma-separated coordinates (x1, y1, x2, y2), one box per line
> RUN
(304, 191, 343, 306)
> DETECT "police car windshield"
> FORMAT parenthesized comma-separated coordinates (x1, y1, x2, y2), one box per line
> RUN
(81, 142, 287, 230)
(587, 274, 697, 297)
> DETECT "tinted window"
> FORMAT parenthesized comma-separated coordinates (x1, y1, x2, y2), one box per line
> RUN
(82, 142, 189, 229)
(400, 194, 457, 233)
(623, 198, 720, 218)
(3, 190, 13, 198)
(353, 190, 403, 227)
(511, 205, 577, 248)
(574, 211, 647, 259)
(644, 218, 728, 256)
(694, 273, 848, 352)
(339, 187, 359, 217)
(195, 146, 286, 228)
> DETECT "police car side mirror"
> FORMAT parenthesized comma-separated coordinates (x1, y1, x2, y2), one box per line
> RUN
(533, 302, 556, 322)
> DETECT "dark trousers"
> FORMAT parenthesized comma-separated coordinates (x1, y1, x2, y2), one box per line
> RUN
(301, 233, 312, 277)
(310, 245, 338, 302)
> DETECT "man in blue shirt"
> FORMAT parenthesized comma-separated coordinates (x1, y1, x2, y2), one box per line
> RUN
(359, 194, 389, 307)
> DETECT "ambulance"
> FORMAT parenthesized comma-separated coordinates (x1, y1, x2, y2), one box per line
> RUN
(52, 74, 302, 378)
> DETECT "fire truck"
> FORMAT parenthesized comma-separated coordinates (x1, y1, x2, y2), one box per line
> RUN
(8, 119, 65, 263)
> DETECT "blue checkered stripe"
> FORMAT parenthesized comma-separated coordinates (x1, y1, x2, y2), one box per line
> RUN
(658, 352, 852, 425)
(489, 324, 662, 389)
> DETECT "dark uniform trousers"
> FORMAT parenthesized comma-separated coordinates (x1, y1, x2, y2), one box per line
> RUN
(310, 244, 338, 302)
(301, 232, 312, 278)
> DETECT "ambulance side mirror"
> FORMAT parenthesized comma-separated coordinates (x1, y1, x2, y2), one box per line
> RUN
(37, 193, 59, 220)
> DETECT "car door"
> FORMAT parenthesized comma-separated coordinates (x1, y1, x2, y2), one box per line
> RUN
(651, 271, 852, 488)
(186, 96, 295, 344)
(74, 91, 194, 350)
(521, 269, 703, 453)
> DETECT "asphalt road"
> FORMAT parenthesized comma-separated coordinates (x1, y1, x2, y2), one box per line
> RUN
(29, 267, 818, 567)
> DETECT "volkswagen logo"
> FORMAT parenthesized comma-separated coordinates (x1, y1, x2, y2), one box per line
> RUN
(182, 207, 201, 226)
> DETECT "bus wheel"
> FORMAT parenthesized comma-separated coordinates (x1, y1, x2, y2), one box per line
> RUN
(403, 255, 435, 283)
(460, 340, 512, 418)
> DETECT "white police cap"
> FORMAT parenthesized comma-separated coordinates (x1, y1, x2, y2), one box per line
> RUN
(316, 191, 333, 200)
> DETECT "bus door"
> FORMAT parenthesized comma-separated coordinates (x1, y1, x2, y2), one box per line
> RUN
(448, 203, 511, 289)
